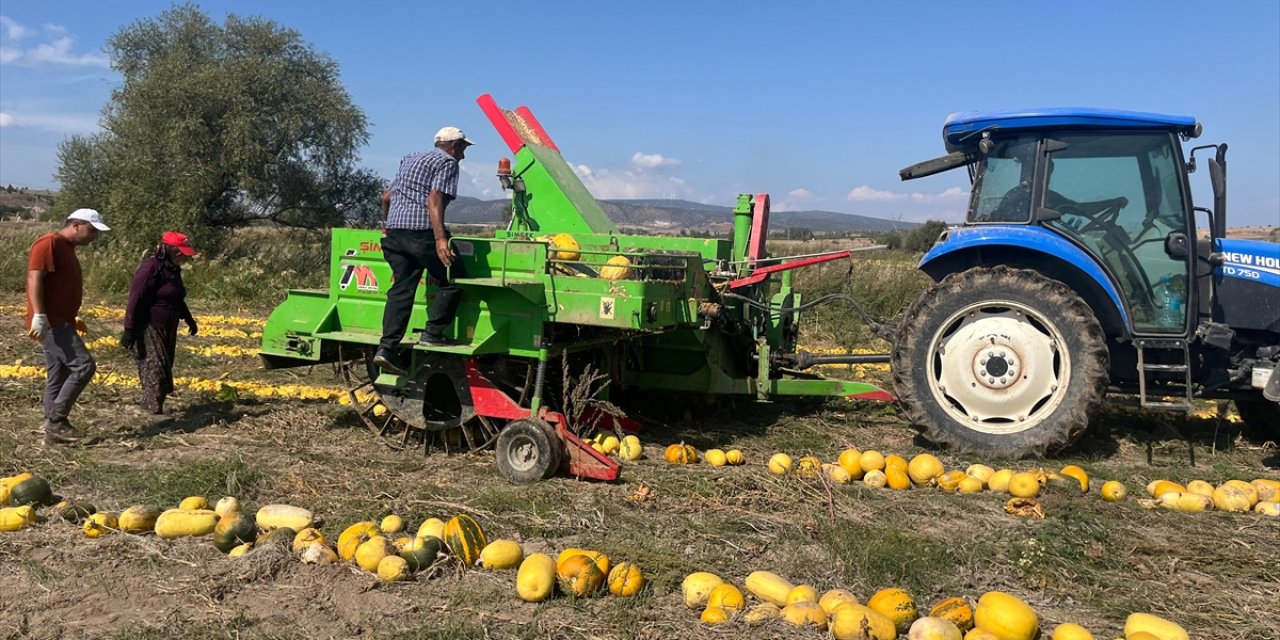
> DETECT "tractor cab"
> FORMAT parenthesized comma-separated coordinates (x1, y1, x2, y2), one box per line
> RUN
(893, 108, 1280, 452)
(904, 108, 1206, 337)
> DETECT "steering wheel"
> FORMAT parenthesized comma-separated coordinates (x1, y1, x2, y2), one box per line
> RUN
(1053, 199, 1156, 313)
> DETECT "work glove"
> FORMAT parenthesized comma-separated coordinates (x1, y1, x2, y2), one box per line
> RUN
(74, 316, 89, 336)
(119, 330, 136, 350)
(27, 313, 49, 341)
(185, 317, 198, 336)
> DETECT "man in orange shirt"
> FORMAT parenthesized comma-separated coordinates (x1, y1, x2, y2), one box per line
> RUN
(26, 208, 110, 445)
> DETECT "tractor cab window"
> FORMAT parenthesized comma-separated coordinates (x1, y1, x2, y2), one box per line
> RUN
(1040, 132, 1190, 333)
(968, 136, 1038, 223)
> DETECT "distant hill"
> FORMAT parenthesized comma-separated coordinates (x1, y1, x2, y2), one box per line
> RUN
(447, 197, 918, 234)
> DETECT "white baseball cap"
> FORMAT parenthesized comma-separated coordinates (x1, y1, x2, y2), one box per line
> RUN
(434, 126, 475, 146)
(66, 208, 110, 231)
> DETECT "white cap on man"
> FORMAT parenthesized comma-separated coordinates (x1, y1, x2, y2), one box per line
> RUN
(66, 208, 110, 231)
(435, 126, 475, 146)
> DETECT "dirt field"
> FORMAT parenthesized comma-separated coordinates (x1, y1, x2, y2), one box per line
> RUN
(1, 301, 1277, 640)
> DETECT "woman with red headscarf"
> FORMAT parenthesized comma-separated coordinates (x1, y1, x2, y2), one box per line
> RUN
(121, 231, 198, 414)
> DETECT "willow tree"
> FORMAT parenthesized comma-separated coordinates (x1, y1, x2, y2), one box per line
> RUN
(56, 4, 383, 249)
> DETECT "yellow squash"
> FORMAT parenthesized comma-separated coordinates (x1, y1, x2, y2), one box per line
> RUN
(516, 553, 556, 602)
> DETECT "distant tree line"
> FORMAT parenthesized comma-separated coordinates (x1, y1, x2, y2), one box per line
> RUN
(874, 220, 950, 252)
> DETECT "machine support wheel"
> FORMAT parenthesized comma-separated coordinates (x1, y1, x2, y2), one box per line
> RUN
(495, 418, 564, 483)
(891, 266, 1109, 457)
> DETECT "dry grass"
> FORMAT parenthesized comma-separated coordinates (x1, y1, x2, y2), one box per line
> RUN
(1, 227, 1278, 640)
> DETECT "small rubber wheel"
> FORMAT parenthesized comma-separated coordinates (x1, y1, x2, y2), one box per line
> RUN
(495, 418, 563, 483)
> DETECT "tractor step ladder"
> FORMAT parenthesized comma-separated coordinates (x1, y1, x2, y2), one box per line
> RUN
(1134, 338, 1193, 409)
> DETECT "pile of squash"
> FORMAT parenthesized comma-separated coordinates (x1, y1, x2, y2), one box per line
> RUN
(682, 569, 1190, 640)
(663, 442, 746, 467)
(2, 471, 653, 598)
(516, 547, 646, 602)
(586, 430, 645, 462)
(1138, 477, 1279, 515)
(757, 450, 1280, 518)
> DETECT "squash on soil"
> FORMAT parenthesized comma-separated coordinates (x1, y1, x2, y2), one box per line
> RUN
(1049, 622, 1095, 640)
(178, 496, 208, 511)
(516, 553, 556, 602)
(355, 535, 394, 572)
(119, 505, 162, 534)
(155, 509, 219, 538)
(743, 603, 782, 627)
(557, 553, 605, 598)
(400, 535, 445, 572)
(930, 597, 974, 632)
(706, 583, 745, 611)
(819, 589, 860, 615)
(292, 528, 326, 554)
(973, 591, 1039, 640)
(9, 476, 54, 507)
(868, 587, 920, 633)
(700, 606, 730, 626)
(377, 555, 410, 582)
(606, 562, 644, 597)
(0, 505, 38, 531)
(1123, 613, 1189, 640)
(744, 570, 793, 607)
(781, 601, 828, 630)
(214, 512, 258, 553)
(442, 514, 487, 567)
(767, 453, 793, 476)
(300, 542, 339, 564)
(255, 504, 315, 531)
(51, 500, 97, 523)
(682, 571, 725, 609)
(479, 539, 524, 570)
(831, 602, 897, 640)
(0, 473, 34, 506)
(909, 617, 963, 640)
(83, 512, 118, 538)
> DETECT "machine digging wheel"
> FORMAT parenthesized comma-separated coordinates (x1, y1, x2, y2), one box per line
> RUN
(495, 418, 563, 483)
(338, 344, 411, 450)
(339, 346, 500, 454)
(891, 265, 1109, 457)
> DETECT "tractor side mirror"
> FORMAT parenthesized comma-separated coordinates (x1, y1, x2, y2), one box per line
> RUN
(1164, 231, 1189, 260)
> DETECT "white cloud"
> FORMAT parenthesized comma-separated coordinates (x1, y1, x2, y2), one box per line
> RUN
(0, 16, 29, 41)
(0, 18, 107, 67)
(788, 188, 813, 198)
(27, 37, 108, 66)
(573, 160, 689, 200)
(847, 185, 968, 203)
(0, 110, 100, 133)
(630, 152, 680, 169)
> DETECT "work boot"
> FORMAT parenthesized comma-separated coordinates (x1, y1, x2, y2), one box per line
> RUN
(373, 349, 408, 376)
(419, 332, 454, 347)
(43, 419, 83, 446)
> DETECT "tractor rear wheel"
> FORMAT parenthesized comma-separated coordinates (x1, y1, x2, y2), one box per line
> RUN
(495, 418, 564, 483)
(1235, 399, 1280, 440)
(892, 266, 1109, 457)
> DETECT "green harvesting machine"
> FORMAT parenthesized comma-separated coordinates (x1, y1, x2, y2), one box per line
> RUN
(260, 94, 893, 482)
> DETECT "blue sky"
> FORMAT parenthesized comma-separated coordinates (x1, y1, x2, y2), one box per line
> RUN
(1, 1, 1277, 226)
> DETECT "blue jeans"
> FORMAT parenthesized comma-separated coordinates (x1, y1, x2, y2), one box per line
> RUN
(41, 322, 97, 422)
(379, 228, 467, 351)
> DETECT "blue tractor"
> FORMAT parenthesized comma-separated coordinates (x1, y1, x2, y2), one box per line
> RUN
(892, 108, 1279, 456)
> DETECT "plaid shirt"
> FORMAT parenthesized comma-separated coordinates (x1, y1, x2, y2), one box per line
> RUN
(386, 148, 460, 230)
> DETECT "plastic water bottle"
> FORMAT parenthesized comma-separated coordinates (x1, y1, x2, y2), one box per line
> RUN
(1154, 276, 1183, 328)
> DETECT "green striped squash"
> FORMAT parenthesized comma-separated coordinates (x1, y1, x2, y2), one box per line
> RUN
(442, 514, 487, 567)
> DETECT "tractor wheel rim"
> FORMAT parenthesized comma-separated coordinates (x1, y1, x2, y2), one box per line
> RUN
(928, 300, 1068, 434)
(508, 434, 540, 473)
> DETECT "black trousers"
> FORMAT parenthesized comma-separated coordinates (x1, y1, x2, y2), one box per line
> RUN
(379, 228, 466, 351)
